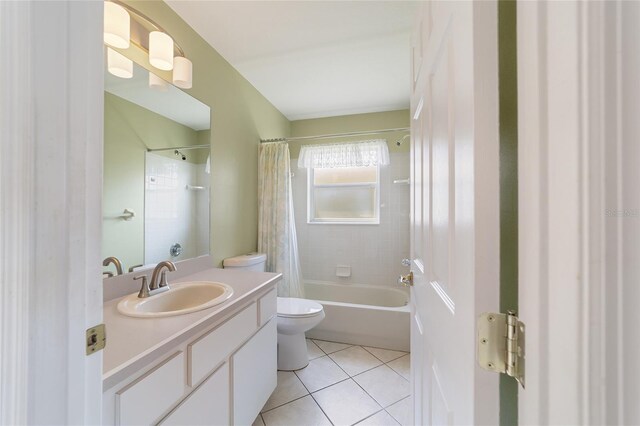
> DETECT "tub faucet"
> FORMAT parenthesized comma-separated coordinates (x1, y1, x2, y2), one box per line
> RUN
(150, 260, 177, 292)
(103, 256, 123, 275)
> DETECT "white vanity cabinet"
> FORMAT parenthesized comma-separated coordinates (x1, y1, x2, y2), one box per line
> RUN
(103, 286, 277, 426)
(160, 363, 229, 426)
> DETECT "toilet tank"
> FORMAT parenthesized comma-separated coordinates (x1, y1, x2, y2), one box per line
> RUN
(223, 253, 267, 272)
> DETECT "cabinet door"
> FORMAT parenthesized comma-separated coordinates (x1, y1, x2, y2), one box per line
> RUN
(232, 319, 277, 426)
(160, 363, 229, 426)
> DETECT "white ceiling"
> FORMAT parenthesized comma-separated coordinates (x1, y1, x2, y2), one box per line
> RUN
(165, 1, 417, 121)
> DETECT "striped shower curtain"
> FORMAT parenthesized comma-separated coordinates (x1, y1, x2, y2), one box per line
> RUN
(258, 142, 304, 298)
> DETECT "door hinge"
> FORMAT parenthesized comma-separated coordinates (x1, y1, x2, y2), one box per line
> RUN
(477, 310, 525, 388)
(86, 324, 106, 356)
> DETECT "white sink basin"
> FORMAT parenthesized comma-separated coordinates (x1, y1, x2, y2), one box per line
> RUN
(117, 281, 234, 318)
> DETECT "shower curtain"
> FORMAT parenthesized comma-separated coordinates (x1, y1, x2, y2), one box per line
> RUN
(258, 142, 304, 298)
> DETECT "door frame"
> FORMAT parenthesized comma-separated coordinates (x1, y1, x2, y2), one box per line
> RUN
(0, 1, 104, 424)
(517, 1, 620, 423)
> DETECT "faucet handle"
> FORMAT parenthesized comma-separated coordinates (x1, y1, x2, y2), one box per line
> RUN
(134, 275, 150, 299)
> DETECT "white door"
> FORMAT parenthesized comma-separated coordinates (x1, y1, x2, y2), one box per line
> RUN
(409, 1, 500, 425)
(0, 1, 104, 424)
(518, 1, 640, 424)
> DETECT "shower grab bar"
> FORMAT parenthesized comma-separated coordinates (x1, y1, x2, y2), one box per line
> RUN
(186, 185, 206, 190)
(393, 179, 410, 185)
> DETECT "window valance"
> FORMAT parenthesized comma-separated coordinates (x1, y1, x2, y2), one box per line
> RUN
(297, 140, 390, 169)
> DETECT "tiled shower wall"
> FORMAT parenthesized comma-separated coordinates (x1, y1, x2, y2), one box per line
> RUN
(145, 153, 209, 264)
(292, 152, 410, 288)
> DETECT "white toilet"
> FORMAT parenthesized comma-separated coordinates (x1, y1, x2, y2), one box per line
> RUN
(223, 253, 325, 371)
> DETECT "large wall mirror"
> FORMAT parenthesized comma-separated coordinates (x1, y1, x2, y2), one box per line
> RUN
(103, 60, 211, 277)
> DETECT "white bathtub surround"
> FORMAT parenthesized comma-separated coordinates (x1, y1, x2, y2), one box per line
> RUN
(258, 142, 304, 298)
(292, 152, 410, 288)
(256, 339, 410, 426)
(304, 281, 410, 351)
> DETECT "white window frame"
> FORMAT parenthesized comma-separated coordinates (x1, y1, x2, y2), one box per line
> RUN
(306, 165, 381, 225)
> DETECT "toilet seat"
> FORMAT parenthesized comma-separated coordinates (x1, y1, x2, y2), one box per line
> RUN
(277, 297, 323, 318)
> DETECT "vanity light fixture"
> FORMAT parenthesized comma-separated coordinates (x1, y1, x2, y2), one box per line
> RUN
(149, 72, 169, 91)
(107, 47, 133, 78)
(103, 1, 193, 88)
(149, 31, 174, 71)
(104, 1, 130, 49)
(172, 56, 193, 89)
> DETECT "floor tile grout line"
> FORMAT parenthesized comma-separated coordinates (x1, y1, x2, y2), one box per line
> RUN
(361, 345, 408, 364)
(260, 392, 310, 415)
(310, 377, 381, 426)
(385, 395, 412, 425)
(268, 341, 410, 425)
(385, 362, 410, 381)
(327, 345, 385, 378)
(374, 360, 410, 383)
(310, 338, 353, 355)
(384, 353, 410, 380)
(351, 408, 386, 425)
(348, 369, 390, 416)
(383, 409, 402, 426)
(355, 408, 403, 426)
(291, 360, 343, 425)
(264, 371, 335, 426)
(293, 355, 351, 393)
(308, 390, 336, 426)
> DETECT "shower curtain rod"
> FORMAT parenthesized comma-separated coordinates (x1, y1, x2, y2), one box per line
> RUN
(147, 144, 210, 152)
(259, 127, 410, 143)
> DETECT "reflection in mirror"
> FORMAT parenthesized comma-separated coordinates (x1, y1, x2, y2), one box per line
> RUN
(103, 61, 211, 276)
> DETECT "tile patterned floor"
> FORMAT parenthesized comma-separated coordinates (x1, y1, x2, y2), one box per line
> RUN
(254, 339, 412, 426)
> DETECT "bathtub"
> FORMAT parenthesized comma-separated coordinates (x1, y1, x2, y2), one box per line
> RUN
(303, 281, 410, 352)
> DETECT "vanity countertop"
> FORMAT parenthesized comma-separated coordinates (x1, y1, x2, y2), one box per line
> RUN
(102, 267, 281, 390)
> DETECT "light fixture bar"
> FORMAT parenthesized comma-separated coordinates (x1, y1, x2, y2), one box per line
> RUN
(109, 0, 186, 58)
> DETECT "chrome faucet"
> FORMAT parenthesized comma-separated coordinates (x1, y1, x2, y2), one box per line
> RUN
(134, 261, 176, 299)
(103, 256, 123, 276)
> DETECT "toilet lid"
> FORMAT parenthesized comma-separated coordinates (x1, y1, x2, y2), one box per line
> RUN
(277, 297, 323, 318)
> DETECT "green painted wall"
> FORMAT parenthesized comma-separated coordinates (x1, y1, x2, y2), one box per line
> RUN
(289, 109, 410, 156)
(498, 1, 519, 425)
(103, 92, 201, 271)
(115, 1, 290, 267)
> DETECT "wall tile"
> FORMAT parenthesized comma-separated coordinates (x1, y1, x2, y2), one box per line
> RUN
(292, 153, 409, 287)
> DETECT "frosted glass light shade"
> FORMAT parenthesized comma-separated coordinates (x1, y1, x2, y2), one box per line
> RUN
(172, 57, 193, 89)
(149, 31, 174, 71)
(107, 48, 133, 79)
(104, 2, 130, 49)
(149, 72, 169, 91)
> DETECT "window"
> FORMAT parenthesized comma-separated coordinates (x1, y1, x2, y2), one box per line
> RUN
(298, 140, 389, 225)
(307, 165, 380, 224)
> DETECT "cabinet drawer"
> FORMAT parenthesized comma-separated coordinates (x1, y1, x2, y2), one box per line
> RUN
(188, 302, 257, 386)
(258, 288, 277, 326)
(160, 363, 229, 426)
(116, 351, 185, 426)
